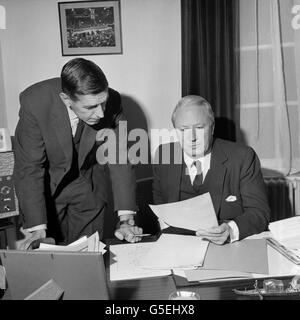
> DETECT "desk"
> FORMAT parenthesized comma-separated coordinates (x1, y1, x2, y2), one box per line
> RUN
(108, 275, 298, 300)
(1, 236, 300, 300)
(105, 237, 300, 300)
(2, 272, 297, 300)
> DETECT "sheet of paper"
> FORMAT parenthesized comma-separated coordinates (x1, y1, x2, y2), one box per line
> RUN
(37, 243, 85, 251)
(149, 192, 218, 231)
(184, 269, 253, 282)
(201, 239, 268, 274)
(139, 234, 209, 269)
(88, 233, 96, 252)
(99, 241, 107, 254)
(109, 242, 171, 281)
(37, 232, 106, 253)
(269, 216, 300, 249)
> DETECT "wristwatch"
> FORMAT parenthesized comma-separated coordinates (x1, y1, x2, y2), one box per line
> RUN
(118, 218, 135, 227)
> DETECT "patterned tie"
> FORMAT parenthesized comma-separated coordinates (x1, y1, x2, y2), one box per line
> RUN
(192, 160, 203, 193)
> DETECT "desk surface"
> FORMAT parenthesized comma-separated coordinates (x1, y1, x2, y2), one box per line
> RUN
(108, 275, 300, 300)
(2, 236, 300, 300)
(105, 237, 300, 300)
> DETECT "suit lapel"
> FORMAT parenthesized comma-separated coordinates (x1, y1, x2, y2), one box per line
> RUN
(51, 98, 73, 165)
(167, 162, 183, 202)
(166, 142, 184, 202)
(50, 81, 96, 169)
(206, 139, 228, 216)
(78, 124, 96, 169)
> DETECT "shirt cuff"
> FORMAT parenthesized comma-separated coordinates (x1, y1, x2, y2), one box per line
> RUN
(227, 221, 239, 243)
(24, 224, 47, 233)
(117, 210, 136, 217)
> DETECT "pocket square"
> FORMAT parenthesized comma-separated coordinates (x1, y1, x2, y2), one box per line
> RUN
(225, 195, 237, 202)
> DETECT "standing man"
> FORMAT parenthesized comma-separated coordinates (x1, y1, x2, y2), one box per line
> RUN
(14, 58, 142, 249)
(153, 95, 270, 244)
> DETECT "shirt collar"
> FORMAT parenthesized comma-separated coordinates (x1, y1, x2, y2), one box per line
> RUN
(66, 106, 78, 122)
(183, 151, 211, 169)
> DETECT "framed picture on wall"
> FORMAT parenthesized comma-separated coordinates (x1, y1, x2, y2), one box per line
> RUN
(58, 0, 122, 56)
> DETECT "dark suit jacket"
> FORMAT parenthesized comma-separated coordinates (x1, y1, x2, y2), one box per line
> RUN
(153, 139, 270, 240)
(14, 78, 136, 229)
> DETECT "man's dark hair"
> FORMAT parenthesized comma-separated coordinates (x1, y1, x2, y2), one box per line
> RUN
(61, 58, 108, 100)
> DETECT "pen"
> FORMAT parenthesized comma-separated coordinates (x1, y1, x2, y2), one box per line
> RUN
(114, 230, 152, 239)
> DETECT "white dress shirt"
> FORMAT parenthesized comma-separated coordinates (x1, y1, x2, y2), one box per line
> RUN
(25, 105, 135, 233)
(183, 152, 239, 242)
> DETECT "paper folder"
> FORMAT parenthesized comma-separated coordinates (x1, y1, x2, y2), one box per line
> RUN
(0, 250, 109, 300)
(200, 239, 269, 274)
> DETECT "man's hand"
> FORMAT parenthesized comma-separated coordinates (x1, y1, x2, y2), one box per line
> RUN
(18, 229, 46, 250)
(195, 223, 230, 245)
(114, 215, 143, 243)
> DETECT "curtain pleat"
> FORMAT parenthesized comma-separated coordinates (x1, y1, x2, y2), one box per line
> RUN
(270, 0, 292, 175)
(181, 0, 239, 141)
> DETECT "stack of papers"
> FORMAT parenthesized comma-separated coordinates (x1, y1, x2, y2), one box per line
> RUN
(149, 192, 218, 231)
(269, 216, 300, 249)
(109, 193, 218, 282)
(139, 234, 209, 269)
(175, 239, 269, 283)
(36, 232, 106, 253)
(109, 234, 209, 281)
(110, 242, 171, 281)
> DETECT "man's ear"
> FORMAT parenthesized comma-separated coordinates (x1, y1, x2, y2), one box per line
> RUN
(59, 92, 72, 107)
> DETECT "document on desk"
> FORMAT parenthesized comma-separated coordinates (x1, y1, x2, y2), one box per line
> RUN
(269, 216, 300, 249)
(149, 192, 218, 231)
(199, 239, 269, 274)
(184, 269, 253, 282)
(36, 232, 106, 253)
(138, 234, 210, 269)
(109, 242, 171, 281)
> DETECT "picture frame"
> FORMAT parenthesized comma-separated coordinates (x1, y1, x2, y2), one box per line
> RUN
(58, 0, 122, 56)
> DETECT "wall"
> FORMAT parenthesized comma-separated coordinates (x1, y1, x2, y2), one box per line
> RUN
(0, 0, 181, 156)
(0, 2, 7, 127)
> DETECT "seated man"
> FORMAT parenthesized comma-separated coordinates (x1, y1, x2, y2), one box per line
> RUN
(153, 95, 270, 244)
(14, 58, 142, 249)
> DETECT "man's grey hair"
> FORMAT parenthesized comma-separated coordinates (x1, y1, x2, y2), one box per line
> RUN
(171, 95, 215, 126)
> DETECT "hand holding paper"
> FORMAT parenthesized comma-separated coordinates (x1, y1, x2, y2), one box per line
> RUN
(149, 192, 218, 232)
(196, 223, 231, 245)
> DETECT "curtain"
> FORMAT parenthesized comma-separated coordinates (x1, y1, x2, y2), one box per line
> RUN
(238, 0, 298, 177)
(269, 0, 292, 176)
(181, 0, 240, 141)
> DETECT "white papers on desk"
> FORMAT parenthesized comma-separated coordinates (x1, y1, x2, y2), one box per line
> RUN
(269, 216, 300, 249)
(149, 192, 218, 231)
(109, 242, 171, 281)
(36, 232, 106, 253)
(138, 234, 210, 269)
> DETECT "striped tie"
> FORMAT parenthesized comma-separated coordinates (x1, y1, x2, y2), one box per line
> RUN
(192, 160, 203, 193)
